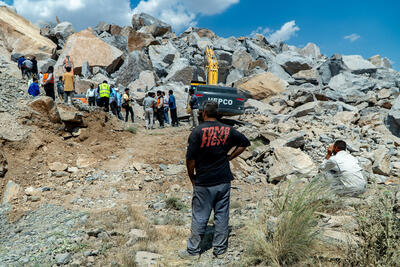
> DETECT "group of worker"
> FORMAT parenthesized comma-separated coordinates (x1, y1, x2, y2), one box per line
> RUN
(26, 56, 75, 104)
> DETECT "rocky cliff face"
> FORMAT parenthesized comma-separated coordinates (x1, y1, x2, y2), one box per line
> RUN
(0, 6, 56, 60)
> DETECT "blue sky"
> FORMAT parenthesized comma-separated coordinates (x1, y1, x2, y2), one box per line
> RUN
(2, 0, 399, 69)
(194, 0, 400, 69)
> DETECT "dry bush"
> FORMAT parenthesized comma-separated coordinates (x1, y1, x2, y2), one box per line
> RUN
(341, 189, 400, 266)
(242, 179, 332, 266)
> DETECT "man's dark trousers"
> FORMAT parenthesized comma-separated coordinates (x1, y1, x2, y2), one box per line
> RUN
(187, 182, 230, 255)
(100, 97, 109, 112)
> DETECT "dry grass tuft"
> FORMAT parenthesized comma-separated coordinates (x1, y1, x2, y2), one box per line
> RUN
(341, 188, 400, 266)
(242, 179, 332, 266)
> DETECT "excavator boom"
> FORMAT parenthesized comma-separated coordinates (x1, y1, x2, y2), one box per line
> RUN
(205, 46, 218, 85)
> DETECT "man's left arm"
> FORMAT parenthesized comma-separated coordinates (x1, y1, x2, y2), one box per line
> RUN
(229, 128, 251, 161)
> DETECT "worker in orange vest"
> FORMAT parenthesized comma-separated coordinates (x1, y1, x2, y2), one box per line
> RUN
(42, 66, 55, 100)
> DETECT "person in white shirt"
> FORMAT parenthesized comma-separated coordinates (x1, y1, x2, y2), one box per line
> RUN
(320, 140, 366, 197)
(86, 84, 96, 106)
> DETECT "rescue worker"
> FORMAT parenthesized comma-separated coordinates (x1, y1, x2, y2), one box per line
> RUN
(156, 90, 164, 128)
(62, 66, 75, 104)
(42, 66, 55, 100)
(98, 80, 111, 112)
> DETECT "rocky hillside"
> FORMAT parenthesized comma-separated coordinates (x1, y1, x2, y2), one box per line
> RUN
(0, 7, 400, 267)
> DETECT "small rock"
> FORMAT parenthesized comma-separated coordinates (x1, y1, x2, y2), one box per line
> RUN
(2, 180, 20, 204)
(135, 251, 162, 266)
(49, 162, 68, 172)
(67, 167, 79, 173)
(55, 253, 71, 265)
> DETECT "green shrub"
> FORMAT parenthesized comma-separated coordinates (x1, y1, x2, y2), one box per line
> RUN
(165, 197, 186, 211)
(126, 127, 137, 134)
(342, 189, 400, 266)
(242, 179, 331, 266)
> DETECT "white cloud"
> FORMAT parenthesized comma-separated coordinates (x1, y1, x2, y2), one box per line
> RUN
(250, 26, 271, 37)
(267, 20, 300, 44)
(11, 0, 133, 30)
(7, 0, 238, 32)
(133, 0, 239, 31)
(344, 33, 360, 42)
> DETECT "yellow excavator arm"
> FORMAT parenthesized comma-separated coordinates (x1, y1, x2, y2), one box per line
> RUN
(205, 45, 218, 85)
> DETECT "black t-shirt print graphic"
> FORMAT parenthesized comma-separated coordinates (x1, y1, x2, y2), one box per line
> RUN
(200, 125, 231, 148)
(186, 121, 251, 187)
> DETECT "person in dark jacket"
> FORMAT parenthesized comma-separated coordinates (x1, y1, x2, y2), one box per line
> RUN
(169, 90, 179, 127)
(31, 56, 38, 78)
(189, 88, 199, 128)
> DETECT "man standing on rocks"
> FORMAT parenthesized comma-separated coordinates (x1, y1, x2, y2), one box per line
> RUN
(122, 88, 134, 123)
(62, 66, 75, 104)
(189, 88, 199, 129)
(180, 100, 250, 259)
(143, 92, 156, 129)
(156, 90, 164, 128)
(169, 90, 179, 127)
(42, 66, 55, 100)
(98, 80, 111, 112)
(320, 140, 366, 196)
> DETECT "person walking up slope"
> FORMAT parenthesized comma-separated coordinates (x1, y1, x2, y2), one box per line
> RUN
(98, 80, 111, 112)
(122, 88, 134, 123)
(43, 66, 55, 100)
(62, 66, 75, 104)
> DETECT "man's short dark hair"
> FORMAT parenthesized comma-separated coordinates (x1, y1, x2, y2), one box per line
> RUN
(103, 80, 108, 84)
(66, 66, 71, 72)
(48, 66, 54, 72)
(203, 100, 218, 118)
(189, 88, 195, 94)
(33, 77, 38, 82)
(169, 90, 173, 94)
(334, 140, 346, 151)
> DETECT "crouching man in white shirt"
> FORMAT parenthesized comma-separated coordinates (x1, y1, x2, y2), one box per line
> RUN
(320, 140, 367, 197)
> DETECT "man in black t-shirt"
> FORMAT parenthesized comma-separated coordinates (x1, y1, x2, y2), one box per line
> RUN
(179, 101, 250, 259)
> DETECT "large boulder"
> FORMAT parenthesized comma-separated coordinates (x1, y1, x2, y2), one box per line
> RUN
(327, 72, 376, 102)
(236, 72, 288, 100)
(232, 49, 252, 71)
(368, 55, 392, 69)
(276, 51, 313, 75)
(54, 29, 123, 77)
(0, 149, 7, 178)
(385, 96, 400, 137)
(53, 22, 74, 48)
(300, 43, 321, 59)
(165, 58, 193, 84)
(132, 13, 171, 37)
(292, 69, 319, 84)
(269, 147, 317, 182)
(0, 6, 56, 59)
(116, 51, 152, 87)
(148, 41, 178, 77)
(128, 30, 158, 52)
(317, 54, 346, 84)
(29, 96, 61, 123)
(37, 58, 56, 73)
(128, 70, 156, 92)
(342, 55, 377, 74)
(0, 113, 30, 142)
(2, 180, 20, 204)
